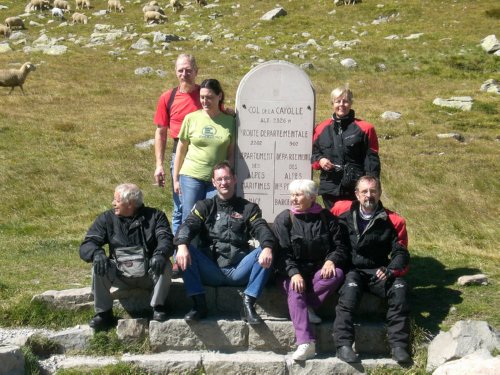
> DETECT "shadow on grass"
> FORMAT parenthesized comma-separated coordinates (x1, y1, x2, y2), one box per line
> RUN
(407, 255, 481, 335)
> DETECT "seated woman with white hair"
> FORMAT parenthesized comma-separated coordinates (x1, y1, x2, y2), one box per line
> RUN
(273, 179, 349, 361)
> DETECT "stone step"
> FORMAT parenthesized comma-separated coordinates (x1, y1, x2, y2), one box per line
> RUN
(149, 319, 389, 355)
(33, 280, 387, 320)
(42, 351, 400, 374)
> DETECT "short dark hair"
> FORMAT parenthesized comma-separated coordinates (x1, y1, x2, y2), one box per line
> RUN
(355, 176, 382, 192)
(212, 161, 235, 177)
(200, 78, 225, 104)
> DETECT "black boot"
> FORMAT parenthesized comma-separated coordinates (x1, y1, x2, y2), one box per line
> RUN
(184, 294, 208, 321)
(89, 309, 115, 331)
(241, 294, 262, 325)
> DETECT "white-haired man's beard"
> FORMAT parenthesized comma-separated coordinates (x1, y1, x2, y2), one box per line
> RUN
(362, 199, 377, 211)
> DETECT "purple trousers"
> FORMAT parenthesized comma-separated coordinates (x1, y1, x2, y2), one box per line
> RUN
(281, 268, 344, 344)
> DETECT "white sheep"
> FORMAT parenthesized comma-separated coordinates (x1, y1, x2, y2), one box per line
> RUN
(0, 24, 11, 38)
(51, 7, 65, 18)
(170, 0, 183, 13)
(107, 0, 124, 12)
(142, 4, 163, 14)
(75, 0, 90, 10)
(144, 10, 167, 24)
(0, 62, 37, 95)
(53, 0, 71, 12)
(4, 17, 26, 30)
(30, 0, 51, 11)
(71, 12, 88, 24)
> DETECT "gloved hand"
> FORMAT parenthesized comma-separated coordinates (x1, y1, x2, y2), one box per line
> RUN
(150, 254, 167, 276)
(93, 251, 108, 277)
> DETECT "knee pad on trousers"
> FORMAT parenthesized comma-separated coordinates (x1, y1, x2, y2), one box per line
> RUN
(388, 278, 410, 314)
(338, 281, 362, 311)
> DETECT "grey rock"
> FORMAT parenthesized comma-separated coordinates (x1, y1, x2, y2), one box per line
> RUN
(481, 34, 500, 54)
(116, 319, 148, 342)
(149, 319, 248, 352)
(427, 320, 500, 372)
(332, 39, 361, 49)
(48, 325, 93, 352)
(93, 10, 108, 16)
(0, 43, 12, 53)
(300, 62, 315, 70)
(261, 7, 287, 21)
(32, 287, 93, 309)
(0, 345, 24, 375)
(9, 31, 25, 40)
(376, 63, 387, 71)
(480, 79, 500, 94)
(156, 69, 166, 77)
(30, 20, 43, 27)
(192, 34, 212, 43)
(131, 38, 150, 50)
(457, 274, 488, 286)
(134, 67, 155, 75)
(340, 58, 357, 68)
(248, 320, 295, 352)
(56, 355, 119, 371)
(384, 34, 400, 40)
(203, 351, 286, 375)
(246, 44, 261, 51)
(0, 5, 8, 10)
(381, 111, 401, 120)
(94, 24, 112, 31)
(437, 133, 465, 142)
(404, 32, 424, 40)
(122, 352, 203, 374)
(432, 349, 500, 375)
(432, 96, 473, 111)
(43, 45, 67, 55)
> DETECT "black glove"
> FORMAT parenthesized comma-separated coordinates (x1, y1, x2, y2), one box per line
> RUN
(93, 251, 108, 277)
(150, 254, 167, 276)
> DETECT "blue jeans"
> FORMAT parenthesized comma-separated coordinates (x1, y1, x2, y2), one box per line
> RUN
(179, 175, 216, 221)
(182, 245, 272, 298)
(170, 152, 182, 236)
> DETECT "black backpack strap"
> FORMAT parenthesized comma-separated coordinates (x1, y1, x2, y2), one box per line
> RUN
(166, 87, 178, 124)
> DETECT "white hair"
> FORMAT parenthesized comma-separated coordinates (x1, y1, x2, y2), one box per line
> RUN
(115, 183, 144, 207)
(288, 179, 318, 199)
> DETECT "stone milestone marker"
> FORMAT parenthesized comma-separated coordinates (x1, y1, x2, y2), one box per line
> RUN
(235, 61, 315, 223)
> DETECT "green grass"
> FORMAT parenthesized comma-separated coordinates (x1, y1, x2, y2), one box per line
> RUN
(0, 0, 499, 372)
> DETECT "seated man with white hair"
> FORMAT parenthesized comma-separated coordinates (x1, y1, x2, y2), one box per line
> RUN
(80, 183, 174, 330)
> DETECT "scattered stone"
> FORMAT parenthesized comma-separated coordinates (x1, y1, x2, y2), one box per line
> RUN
(432, 96, 473, 111)
(404, 33, 424, 40)
(0, 345, 24, 375)
(340, 58, 357, 68)
(480, 79, 500, 94)
(192, 33, 212, 43)
(437, 133, 465, 142)
(246, 44, 261, 51)
(334, 0, 362, 5)
(0, 43, 12, 53)
(29, 20, 43, 27)
(261, 7, 287, 21)
(9, 31, 25, 40)
(131, 38, 150, 50)
(116, 319, 148, 342)
(384, 34, 399, 40)
(43, 45, 68, 55)
(48, 325, 94, 352)
(300, 62, 314, 70)
(93, 10, 108, 16)
(457, 274, 488, 286)
(135, 138, 155, 149)
(432, 348, 500, 375)
(426, 320, 500, 372)
(381, 111, 401, 120)
(134, 66, 155, 75)
(0, 5, 8, 10)
(94, 24, 112, 31)
(480, 34, 500, 54)
(332, 39, 360, 49)
(376, 63, 387, 71)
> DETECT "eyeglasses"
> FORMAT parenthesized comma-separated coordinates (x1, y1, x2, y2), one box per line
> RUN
(214, 176, 232, 184)
(358, 189, 379, 196)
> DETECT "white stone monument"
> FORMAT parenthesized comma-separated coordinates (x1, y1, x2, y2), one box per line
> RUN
(235, 61, 315, 222)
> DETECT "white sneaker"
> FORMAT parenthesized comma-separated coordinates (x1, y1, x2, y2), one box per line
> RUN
(308, 307, 322, 324)
(292, 341, 316, 361)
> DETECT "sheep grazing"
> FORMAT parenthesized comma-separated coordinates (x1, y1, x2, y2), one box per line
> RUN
(0, 24, 11, 38)
(4, 17, 26, 30)
(0, 62, 36, 95)
(53, 0, 71, 12)
(142, 4, 164, 14)
(75, 0, 90, 10)
(196, 0, 207, 7)
(144, 10, 167, 24)
(51, 7, 65, 18)
(30, 0, 51, 11)
(71, 12, 88, 24)
(334, 0, 361, 5)
(170, 0, 183, 13)
(107, 0, 124, 12)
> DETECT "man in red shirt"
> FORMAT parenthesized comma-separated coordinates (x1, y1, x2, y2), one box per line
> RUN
(153, 54, 201, 237)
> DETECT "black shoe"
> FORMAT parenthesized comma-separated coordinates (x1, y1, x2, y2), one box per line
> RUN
(336, 345, 359, 363)
(391, 347, 411, 364)
(184, 294, 208, 321)
(89, 310, 114, 331)
(241, 294, 263, 325)
(152, 305, 168, 322)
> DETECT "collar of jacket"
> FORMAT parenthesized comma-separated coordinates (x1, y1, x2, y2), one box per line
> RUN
(122, 205, 146, 229)
(332, 109, 356, 130)
(215, 194, 238, 208)
(351, 200, 387, 221)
